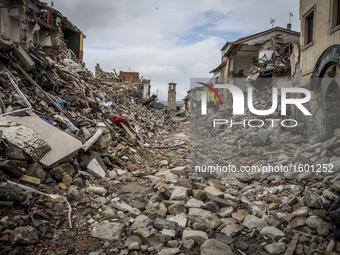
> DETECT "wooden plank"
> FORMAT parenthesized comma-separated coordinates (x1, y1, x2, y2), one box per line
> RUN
(283, 232, 300, 255)
(76, 113, 97, 124)
(14, 62, 65, 114)
(82, 129, 103, 152)
(121, 123, 143, 147)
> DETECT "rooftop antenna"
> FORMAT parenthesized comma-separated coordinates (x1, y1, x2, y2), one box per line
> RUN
(289, 12, 293, 24)
(270, 18, 276, 28)
(128, 67, 131, 72)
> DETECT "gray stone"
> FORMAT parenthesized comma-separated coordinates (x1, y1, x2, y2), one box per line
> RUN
(128, 241, 140, 250)
(182, 229, 208, 244)
(305, 191, 322, 209)
(102, 206, 115, 218)
(91, 222, 125, 241)
(200, 239, 234, 255)
(62, 174, 72, 187)
(279, 132, 292, 143)
(109, 170, 118, 179)
(188, 208, 211, 217)
(220, 224, 244, 237)
(194, 190, 207, 200)
(293, 207, 309, 217)
(67, 189, 87, 203)
(145, 202, 167, 218)
(165, 170, 179, 183)
(235, 241, 248, 251)
(73, 177, 84, 188)
(4, 143, 31, 161)
(95, 132, 112, 150)
(334, 181, 340, 192)
(182, 239, 195, 249)
(10, 226, 39, 245)
(206, 196, 237, 209)
(316, 222, 329, 236)
(260, 226, 285, 240)
(201, 201, 219, 213)
(131, 215, 152, 229)
(114, 203, 141, 217)
(161, 229, 176, 238)
(215, 233, 233, 245)
(219, 207, 234, 217)
(243, 214, 267, 230)
(0, 38, 14, 52)
(167, 213, 187, 228)
(306, 216, 324, 229)
(168, 203, 186, 215)
(322, 189, 338, 201)
(154, 218, 180, 234)
(167, 240, 178, 248)
(203, 186, 224, 198)
(125, 236, 143, 247)
(287, 217, 306, 229)
(185, 198, 205, 208)
(265, 242, 286, 255)
(134, 228, 170, 250)
(87, 186, 107, 195)
(231, 209, 249, 222)
(193, 222, 206, 231)
(49, 163, 75, 180)
(159, 160, 168, 166)
(170, 188, 188, 201)
(220, 218, 237, 226)
(200, 214, 222, 230)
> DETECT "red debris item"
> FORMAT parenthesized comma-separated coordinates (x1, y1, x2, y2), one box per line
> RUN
(288, 196, 298, 206)
(114, 116, 130, 128)
(240, 176, 254, 184)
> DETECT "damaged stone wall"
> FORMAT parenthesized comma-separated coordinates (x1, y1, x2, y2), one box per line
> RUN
(95, 63, 118, 81)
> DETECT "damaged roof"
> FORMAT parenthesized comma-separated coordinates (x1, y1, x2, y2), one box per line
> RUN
(28, 0, 86, 37)
(210, 27, 300, 73)
(223, 26, 299, 58)
(209, 61, 226, 73)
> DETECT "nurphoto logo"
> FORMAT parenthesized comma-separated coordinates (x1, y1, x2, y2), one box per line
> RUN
(198, 82, 312, 116)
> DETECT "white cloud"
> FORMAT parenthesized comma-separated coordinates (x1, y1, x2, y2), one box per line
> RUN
(53, 0, 300, 101)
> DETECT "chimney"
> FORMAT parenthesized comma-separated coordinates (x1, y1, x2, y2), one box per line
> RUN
(287, 23, 292, 30)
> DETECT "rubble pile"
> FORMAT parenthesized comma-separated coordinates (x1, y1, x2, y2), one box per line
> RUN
(247, 41, 294, 81)
(189, 85, 340, 254)
(1, 36, 340, 255)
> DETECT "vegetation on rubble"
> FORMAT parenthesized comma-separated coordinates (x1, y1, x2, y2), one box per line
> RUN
(153, 101, 166, 110)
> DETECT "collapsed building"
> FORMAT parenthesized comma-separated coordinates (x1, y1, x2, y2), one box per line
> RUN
(0, 0, 85, 61)
(95, 63, 151, 100)
(210, 26, 300, 98)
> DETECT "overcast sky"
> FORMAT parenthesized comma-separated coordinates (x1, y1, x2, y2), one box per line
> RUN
(53, 0, 300, 103)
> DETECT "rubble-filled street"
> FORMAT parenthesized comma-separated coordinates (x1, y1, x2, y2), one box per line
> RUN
(2, 0, 340, 254)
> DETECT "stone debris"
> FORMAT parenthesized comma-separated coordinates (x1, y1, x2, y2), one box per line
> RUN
(0, 3, 339, 255)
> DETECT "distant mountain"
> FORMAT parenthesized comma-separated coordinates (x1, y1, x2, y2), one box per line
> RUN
(158, 100, 167, 106)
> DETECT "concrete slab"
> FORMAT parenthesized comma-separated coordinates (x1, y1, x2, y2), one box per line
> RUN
(0, 116, 51, 162)
(7, 113, 82, 168)
(87, 158, 106, 179)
